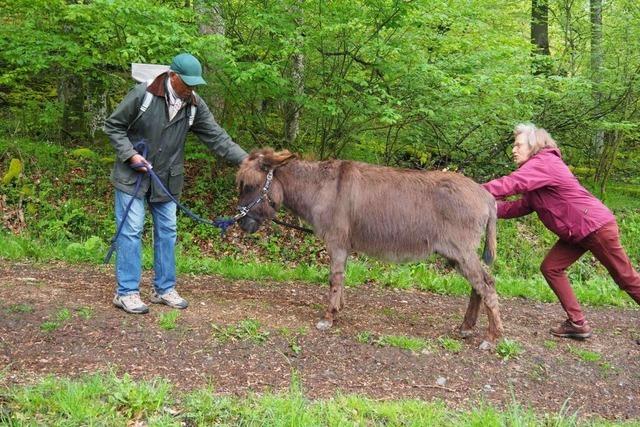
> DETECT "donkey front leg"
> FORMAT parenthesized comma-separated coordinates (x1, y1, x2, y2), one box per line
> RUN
(316, 246, 348, 331)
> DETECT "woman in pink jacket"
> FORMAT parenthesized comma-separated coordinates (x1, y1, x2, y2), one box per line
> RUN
(483, 123, 640, 339)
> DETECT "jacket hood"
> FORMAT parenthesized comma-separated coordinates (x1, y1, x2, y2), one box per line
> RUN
(146, 72, 197, 104)
(543, 147, 562, 158)
(519, 147, 562, 168)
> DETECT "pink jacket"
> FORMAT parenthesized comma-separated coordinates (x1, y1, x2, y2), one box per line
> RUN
(482, 148, 614, 243)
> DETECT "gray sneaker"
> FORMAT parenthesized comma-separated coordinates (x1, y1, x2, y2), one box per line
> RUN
(150, 289, 188, 309)
(113, 293, 149, 314)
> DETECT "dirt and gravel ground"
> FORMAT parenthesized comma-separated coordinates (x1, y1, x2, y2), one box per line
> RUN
(1, 260, 639, 421)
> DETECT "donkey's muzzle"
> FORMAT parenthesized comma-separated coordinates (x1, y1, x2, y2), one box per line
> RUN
(238, 216, 260, 234)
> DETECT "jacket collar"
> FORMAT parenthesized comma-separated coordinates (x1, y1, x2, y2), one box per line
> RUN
(146, 72, 197, 104)
(519, 147, 562, 168)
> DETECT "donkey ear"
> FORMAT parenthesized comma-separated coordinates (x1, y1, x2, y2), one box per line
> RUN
(261, 150, 297, 170)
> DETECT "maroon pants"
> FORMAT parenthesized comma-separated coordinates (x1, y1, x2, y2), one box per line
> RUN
(540, 221, 640, 323)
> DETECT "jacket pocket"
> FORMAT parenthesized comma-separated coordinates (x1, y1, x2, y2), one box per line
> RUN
(168, 164, 185, 195)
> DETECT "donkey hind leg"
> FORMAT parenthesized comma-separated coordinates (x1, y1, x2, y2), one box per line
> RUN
(316, 247, 348, 331)
(459, 289, 481, 338)
(457, 256, 503, 348)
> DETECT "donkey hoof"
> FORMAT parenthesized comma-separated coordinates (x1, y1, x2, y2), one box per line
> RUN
(478, 340, 494, 351)
(459, 328, 474, 339)
(316, 319, 333, 331)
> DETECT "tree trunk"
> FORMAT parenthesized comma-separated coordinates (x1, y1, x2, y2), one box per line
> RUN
(59, 74, 86, 142)
(531, 0, 551, 74)
(86, 82, 108, 140)
(196, 1, 225, 36)
(531, 0, 550, 55)
(195, 1, 226, 115)
(590, 0, 604, 158)
(284, 52, 304, 146)
(284, 0, 305, 146)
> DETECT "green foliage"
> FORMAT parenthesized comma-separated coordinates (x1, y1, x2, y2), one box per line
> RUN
(64, 236, 107, 263)
(70, 148, 98, 159)
(1, 0, 638, 181)
(0, 0, 206, 139)
(2, 159, 22, 184)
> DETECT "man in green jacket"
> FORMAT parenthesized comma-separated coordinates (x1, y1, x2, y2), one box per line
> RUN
(104, 53, 248, 314)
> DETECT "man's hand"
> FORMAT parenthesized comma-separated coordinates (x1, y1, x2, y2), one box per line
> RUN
(129, 154, 149, 172)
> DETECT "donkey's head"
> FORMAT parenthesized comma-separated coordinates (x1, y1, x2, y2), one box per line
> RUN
(235, 148, 297, 233)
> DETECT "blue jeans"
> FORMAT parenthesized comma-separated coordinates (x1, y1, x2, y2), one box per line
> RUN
(114, 190, 177, 296)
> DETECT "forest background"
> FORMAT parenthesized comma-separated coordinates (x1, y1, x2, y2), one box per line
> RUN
(2, 1, 640, 424)
(1, 0, 640, 298)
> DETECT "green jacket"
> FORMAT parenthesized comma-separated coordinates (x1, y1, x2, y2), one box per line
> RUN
(104, 72, 248, 202)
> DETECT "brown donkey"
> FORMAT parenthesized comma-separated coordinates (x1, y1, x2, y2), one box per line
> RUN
(236, 148, 502, 348)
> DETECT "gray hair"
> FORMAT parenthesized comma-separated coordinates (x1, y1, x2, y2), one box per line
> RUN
(514, 123, 558, 156)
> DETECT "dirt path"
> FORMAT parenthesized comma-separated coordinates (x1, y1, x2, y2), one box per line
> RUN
(1, 260, 639, 420)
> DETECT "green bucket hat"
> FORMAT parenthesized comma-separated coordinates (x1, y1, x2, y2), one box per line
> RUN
(169, 53, 207, 86)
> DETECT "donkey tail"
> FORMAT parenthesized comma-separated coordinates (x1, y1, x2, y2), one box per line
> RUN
(482, 201, 497, 265)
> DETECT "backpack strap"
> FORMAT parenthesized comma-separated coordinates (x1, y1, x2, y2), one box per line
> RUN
(188, 104, 197, 127)
(134, 81, 198, 128)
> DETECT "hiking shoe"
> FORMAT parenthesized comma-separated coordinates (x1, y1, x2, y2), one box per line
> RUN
(150, 289, 188, 309)
(550, 319, 592, 339)
(113, 293, 149, 314)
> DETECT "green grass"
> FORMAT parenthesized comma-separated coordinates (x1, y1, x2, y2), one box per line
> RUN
(375, 334, 433, 353)
(278, 327, 307, 356)
(568, 345, 602, 363)
(3, 230, 638, 309)
(1, 373, 170, 425)
(355, 331, 434, 352)
(212, 318, 270, 344)
(38, 308, 73, 332)
(56, 308, 71, 323)
(0, 372, 634, 426)
(438, 337, 464, 353)
(39, 321, 60, 332)
(76, 306, 93, 320)
(356, 331, 374, 344)
(496, 338, 524, 361)
(158, 310, 181, 331)
(7, 303, 34, 313)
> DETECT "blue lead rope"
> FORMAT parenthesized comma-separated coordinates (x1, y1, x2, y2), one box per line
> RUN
(104, 141, 237, 264)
